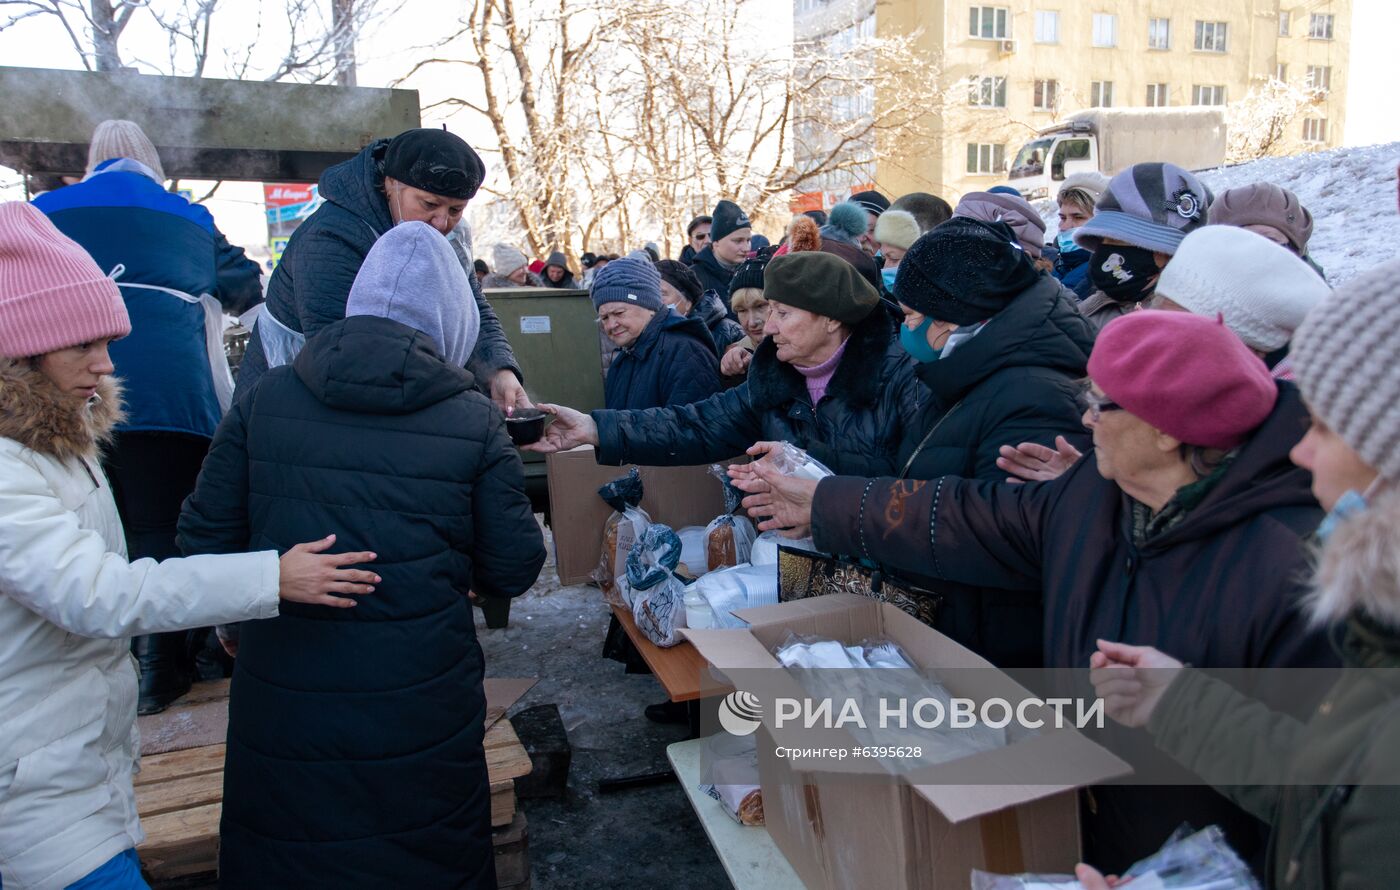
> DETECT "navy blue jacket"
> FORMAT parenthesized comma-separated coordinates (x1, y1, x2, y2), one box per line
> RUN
(1053, 246, 1096, 300)
(33, 163, 262, 438)
(689, 245, 738, 313)
(692, 290, 746, 354)
(178, 315, 544, 888)
(235, 140, 518, 395)
(604, 308, 722, 410)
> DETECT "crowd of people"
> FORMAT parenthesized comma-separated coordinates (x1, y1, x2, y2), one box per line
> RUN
(0, 116, 1396, 890)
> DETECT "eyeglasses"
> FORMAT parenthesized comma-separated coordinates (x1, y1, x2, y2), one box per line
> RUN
(1079, 383, 1122, 422)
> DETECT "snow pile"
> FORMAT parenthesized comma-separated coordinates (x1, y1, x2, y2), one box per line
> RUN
(1197, 143, 1400, 284)
(1039, 142, 1400, 285)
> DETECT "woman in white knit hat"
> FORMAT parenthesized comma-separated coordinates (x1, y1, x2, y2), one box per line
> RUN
(1082, 256, 1400, 890)
(0, 202, 378, 890)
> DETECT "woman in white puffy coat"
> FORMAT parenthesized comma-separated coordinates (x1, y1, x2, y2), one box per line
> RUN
(0, 202, 380, 890)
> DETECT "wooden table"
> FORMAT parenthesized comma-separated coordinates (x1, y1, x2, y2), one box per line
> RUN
(609, 604, 727, 703)
(666, 738, 806, 890)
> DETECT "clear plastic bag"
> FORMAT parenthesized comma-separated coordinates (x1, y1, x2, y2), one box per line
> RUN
(700, 732, 764, 826)
(704, 514, 757, 570)
(591, 469, 650, 605)
(971, 824, 1261, 890)
(696, 564, 779, 628)
(627, 525, 689, 647)
(766, 442, 834, 481)
(676, 525, 710, 575)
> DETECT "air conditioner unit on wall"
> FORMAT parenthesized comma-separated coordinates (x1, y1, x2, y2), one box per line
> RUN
(1000, 39, 1017, 54)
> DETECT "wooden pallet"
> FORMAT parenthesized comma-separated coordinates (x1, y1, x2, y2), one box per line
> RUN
(136, 714, 534, 884)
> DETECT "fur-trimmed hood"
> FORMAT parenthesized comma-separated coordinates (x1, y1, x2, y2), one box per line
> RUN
(0, 359, 122, 462)
(745, 307, 895, 411)
(1309, 487, 1400, 630)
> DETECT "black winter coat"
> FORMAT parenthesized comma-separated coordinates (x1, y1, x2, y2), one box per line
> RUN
(604, 308, 723, 410)
(236, 140, 519, 394)
(178, 315, 545, 889)
(857, 274, 1094, 667)
(812, 383, 1336, 871)
(692, 290, 747, 354)
(595, 309, 930, 477)
(689, 245, 738, 311)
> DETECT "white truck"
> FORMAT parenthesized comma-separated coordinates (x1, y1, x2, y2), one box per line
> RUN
(1006, 107, 1227, 200)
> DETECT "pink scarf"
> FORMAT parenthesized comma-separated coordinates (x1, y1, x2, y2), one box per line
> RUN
(793, 337, 850, 405)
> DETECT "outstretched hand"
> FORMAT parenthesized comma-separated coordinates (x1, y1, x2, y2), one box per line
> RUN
(729, 444, 819, 538)
(1089, 640, 1184, 729)
(278, 534, 379, 608)
(522, 403, 600, 454)
(996, 435, 1083, 484)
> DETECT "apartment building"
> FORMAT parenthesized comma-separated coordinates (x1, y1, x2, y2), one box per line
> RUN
(793, 0, 1350, 206)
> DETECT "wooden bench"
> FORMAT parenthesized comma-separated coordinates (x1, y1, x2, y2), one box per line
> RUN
(134, 687, 535, 886)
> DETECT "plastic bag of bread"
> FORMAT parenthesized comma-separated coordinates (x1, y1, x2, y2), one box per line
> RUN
(591, 468, 651, 607)
(702, 464, 756, 570)
(700, 733, 763, 826)
(704, 514, 756, 570)
(626, 525, 689, 647)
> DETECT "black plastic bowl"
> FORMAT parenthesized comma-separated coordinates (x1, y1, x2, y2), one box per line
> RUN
(504, 408, 549, 446)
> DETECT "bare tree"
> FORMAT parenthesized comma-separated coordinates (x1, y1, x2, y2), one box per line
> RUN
(1226, 77, 1326, 163)
(0, 0, 142, 70)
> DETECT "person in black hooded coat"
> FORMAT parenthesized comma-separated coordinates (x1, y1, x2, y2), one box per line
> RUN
(878, 219, 1097, 665)
(178, 222, 545, 889)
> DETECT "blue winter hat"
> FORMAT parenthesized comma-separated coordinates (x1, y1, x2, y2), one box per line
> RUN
(346, 221, 479, 367)
(591, 250, 664, 311)
(987, 185, 1024, 198)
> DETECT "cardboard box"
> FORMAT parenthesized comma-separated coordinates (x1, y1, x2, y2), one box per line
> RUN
(684, 595, 1132, 889)
(545, 446, 738, 585)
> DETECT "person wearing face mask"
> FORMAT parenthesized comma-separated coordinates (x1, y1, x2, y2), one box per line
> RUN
(234, 128, 526, 413)
(1080, 258, 1400, 890)
(655, 258, 744, 355)
(739, 309, 1337, 872)
(1071, 163, 1212, 334)
(811, 217, 1092, 667)
(1050, 172, 1109, 299)
(689, 200, 752, 310)
(872, 209, 920, 293)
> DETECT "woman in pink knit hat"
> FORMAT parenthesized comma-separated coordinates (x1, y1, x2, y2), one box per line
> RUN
(0, 202, 379, 890)
(736, 309, 1337, 870)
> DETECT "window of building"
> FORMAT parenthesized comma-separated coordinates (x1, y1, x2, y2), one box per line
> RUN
(1194, 20, 1228, 52)
(1092, 13, 1117, 47)
(967, 143, 1006, 175)
(1302, 118, 1328, 142)
(1309, 13, 1334, 40)
(970, 6, 1010, 40)
(1034, 10, 1059, 43)
(1276, 63, 1288, 82)
(1278, 11, 1289, 36)
(1034, 79, 1059, 111)
(1306, 65, 1332, 92)
(1192, 84, 1227, 105)
(1091, 80, 1114, 107)
(968, 76, 1008, 107)
(1148, 18, 1171, 50)
(1146, 83, 1170, 107)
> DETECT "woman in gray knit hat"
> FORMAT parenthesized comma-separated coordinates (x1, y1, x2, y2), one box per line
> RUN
(1082, 256, 1400, 890)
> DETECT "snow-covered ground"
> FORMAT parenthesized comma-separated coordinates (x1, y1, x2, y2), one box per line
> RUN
(1041, 142, 1400, 285)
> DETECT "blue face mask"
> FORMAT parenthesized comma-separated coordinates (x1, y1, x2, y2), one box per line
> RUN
(900, 316, 941, 364)
(1056, 230, 1081, 254)
(1316, 488, 1370, 543)
(881, 267, 899, 290)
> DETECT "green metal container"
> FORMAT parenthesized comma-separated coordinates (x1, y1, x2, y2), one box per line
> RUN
(483, 287, 605, 509)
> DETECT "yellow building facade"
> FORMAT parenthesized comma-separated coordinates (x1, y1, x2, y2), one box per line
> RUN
(796, 0, 1350, 205)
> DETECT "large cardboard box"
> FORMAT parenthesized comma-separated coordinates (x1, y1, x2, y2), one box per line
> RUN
(684, 595, 1132, 889)
(545, 446, 736, 585)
